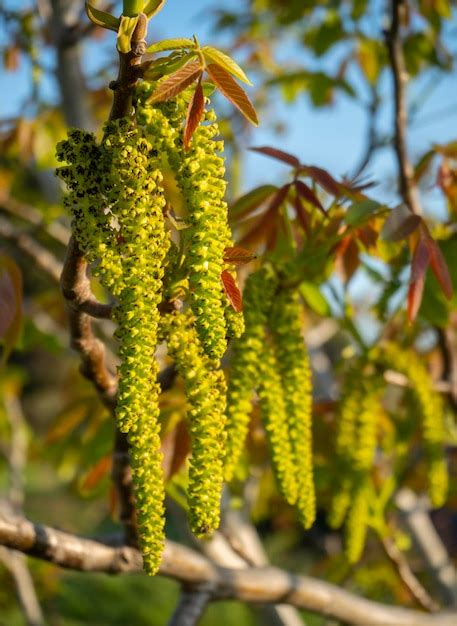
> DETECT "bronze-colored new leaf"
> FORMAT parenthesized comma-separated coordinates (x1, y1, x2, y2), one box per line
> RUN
(148, 59, 203, 103)
(0, 254, 23, 364)
(427, 237, 453, 300)
(206, 63, 258, 126)
(183, 77, 205, 150)
(223, 246, 255, 266)
(221, 270, 243, 312)
(250, 146, 300, 167)
(408, 236, 430, 322)
(295, 179, 326, 214)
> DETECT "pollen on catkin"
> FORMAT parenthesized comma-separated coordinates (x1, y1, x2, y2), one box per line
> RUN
(56, 119, 169, 574)
(162, 311, 227, 537)
(224, 266, 278, 482)
(269, 291, 315, 528)
(137, 88, 235, 360)
(258, 343, 299, 506)
(376, 342, 448, 507)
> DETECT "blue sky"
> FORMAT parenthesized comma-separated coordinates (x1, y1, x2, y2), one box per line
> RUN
(1, 0, 456, 214)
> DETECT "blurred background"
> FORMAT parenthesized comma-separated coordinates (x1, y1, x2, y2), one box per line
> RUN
(1, 1, 457, 625)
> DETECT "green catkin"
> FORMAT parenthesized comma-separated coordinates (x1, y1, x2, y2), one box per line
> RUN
(56, 120, 169, 574)
(224, 266, 278, 482)
(258, 344, 299, 506)
(328, 371, 382, 561)
(269, 291, 315, 528)
(162, 311, 227, 536)
(137, 89, 234, 360)
(377, 342, 448, 507)
(345, 479, 370, 564)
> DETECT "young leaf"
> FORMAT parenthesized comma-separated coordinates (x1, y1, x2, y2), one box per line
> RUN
(295, 179, 326, 214)
(250, 146, 300, 167)
(0, 254, 23, 364)
(144, 0, 167, 19)
(146, 38, 196, 54)
(239, 184, 291, 247)
(206, 63, 258, 126)
(381, 206, 422, 241)
(230, 185, 277, 220)
(345, 199, 382, 226)
(85, 2, 120, 32)
(408, 236, 430, 322)
(300, 165, 341, 196)
(292, 195, 310, 236)
(117, 15, 139, 53)
(183, 77, 204, 150)
(80, 455, 112, 492)
(223, 246, 255, 265)
(221, 270, 243, 312)
(147, 59, 203, 103)
(202, 46, 252, 85)
(426, 238, 453, 300)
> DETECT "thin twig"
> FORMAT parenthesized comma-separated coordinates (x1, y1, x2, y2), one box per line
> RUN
(385, 0, 422, 214)
(167, 584, 214, 626)
(0, 192, 70, 246)
(382, 535, 439, 612)
(2, 513, 457, 626)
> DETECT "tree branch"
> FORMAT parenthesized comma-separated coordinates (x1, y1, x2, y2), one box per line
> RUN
(385, 0, 422, 214)
(2, 513, 457, 626)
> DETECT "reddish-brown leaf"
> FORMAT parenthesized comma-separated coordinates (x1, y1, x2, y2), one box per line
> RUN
(381, 206, 422, 242)
(249, 146, 300, 167)
(294, 179, 326, 214)
(300, 165, 341, 196)
(230, 185, 277, 221)
(336, 236, 359, 281)
(426, 238, 453, 300)
(183, 77, 204, 150)
(408, 236, 431, 322)
(223, 246, 255, 265)
(161, 420, 190, 481)
(0, 255, 23, 364)
(80, 455, 112, 492)
(221, 270, 243, 311)
(206, 63, 258, 126)
(357, 225, 378, 249)
(147, 59, 203, 103)
(239, 184, 291, 248)
(292, 195, 310, 236)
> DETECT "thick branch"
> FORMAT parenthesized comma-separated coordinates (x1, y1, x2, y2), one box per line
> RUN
(385, 0, 422, 214)
(2, 513, 457, 626)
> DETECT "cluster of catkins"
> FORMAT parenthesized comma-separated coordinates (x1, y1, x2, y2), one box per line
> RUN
(224, 267, 316, 529)
(329, 343, 449, 563)
(56, 84, 316, 574)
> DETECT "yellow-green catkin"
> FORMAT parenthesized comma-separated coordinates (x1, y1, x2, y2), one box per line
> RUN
(345, 478, 371, 564)
(328, 371, 382, 562)
(378, 342, 448, 507)
(56, 119, 169, 574)
(269, 291, 315, 528)
(224, 266, 278, 482)
(162, 311, 227, 536)
(258, 344, 299, 506)
(137, 88, 237, 360)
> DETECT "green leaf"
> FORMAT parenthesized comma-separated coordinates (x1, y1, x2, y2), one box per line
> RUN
(299, 281, 329, 316)
(345, 200, 383, 226)
(206, 63, 258, 126)
(202, 46, 252, 85)
(144, 0, 166, 19)
(0, 254, 23, 364)
(117, 14, 139, 53)
(85, 2, 120, 32)
(146, 38, 195, 54)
